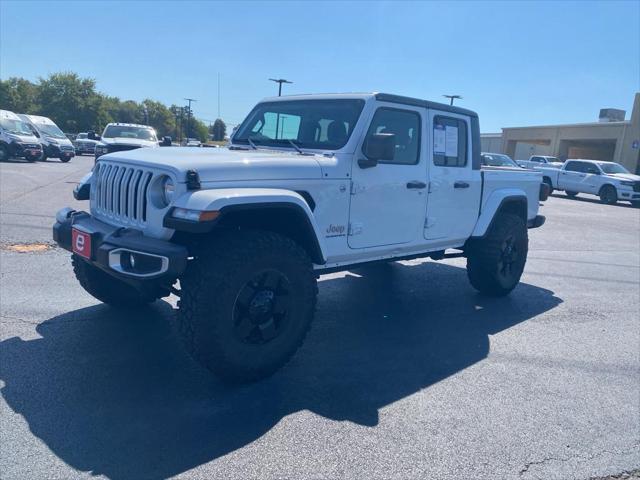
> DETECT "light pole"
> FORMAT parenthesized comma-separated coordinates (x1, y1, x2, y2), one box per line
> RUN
(269, 78, 292, 96)
(269, 79, 292, 140)
(184, 97, 197, 140)
(443, 94, 462, 106)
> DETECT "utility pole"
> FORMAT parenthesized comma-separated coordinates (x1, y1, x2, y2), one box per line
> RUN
(184, 97, 197, 140)
(269, 78, 292, 96)
(443, 94, 462, 106)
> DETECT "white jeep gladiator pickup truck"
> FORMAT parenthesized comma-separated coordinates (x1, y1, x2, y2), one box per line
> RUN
(537, 158, 640, 205)
(54, 93, 547, 383)
(517, 155, 563, 169)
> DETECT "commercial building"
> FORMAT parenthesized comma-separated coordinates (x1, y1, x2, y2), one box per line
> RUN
(481, 93, 640, 174)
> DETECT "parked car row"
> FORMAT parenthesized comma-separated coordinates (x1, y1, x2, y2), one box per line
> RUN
(0, 109, 74, 162)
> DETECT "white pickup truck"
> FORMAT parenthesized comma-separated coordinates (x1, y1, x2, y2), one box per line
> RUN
(53, 93, 547, 383)
(517, 155, 563, 170)
(537, 158, 640, 205)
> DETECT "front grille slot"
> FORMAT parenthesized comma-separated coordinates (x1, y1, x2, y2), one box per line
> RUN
(93, 162, 154, 226)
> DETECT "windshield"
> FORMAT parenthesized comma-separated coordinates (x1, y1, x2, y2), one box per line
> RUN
(599, 162, 630, 174)
(35, 122, 66, 139)
(234, 99, 365, 150)
(0, 118, 34, 136)
(103, 125, 157, 141)
(482, 153, 518, 167)
(77, 133, 87, 139)
(546, 157, 560, 163)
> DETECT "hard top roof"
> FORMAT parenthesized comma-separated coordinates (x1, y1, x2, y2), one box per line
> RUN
(259, 92, 478, 117)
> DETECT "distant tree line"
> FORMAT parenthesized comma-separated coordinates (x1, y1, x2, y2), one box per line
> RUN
(0, 72, 227, 143)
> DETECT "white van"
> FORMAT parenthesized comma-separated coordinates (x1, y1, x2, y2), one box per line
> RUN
(0, 110, 43, 162)
(18, 114, 75, 162)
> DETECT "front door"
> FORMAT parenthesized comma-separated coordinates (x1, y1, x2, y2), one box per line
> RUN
(348, 106, 427, 249)
(558, 160, 585, 191)
(424, 110, 481, 243)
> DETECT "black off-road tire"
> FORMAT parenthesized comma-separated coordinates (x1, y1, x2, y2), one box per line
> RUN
(72, 255, 159, 307)
(599, 185, 618, 205)
(178, 230, 318, 383)
(60, 156, 71, 163)
(565, 191, 578, 198)
(542, 177, 554, 195)
(466, 213, 528, 297)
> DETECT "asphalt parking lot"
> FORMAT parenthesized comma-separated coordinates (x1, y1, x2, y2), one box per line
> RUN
(0, 154, 638, 480)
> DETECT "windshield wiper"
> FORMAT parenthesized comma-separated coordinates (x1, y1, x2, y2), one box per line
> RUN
(247, 138, 258, 150)
(287, 139, 304, 155)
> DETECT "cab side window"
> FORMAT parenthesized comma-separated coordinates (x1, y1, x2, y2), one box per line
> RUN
(363, 108, 421, 165)
(433, 116, 468, 167)
(584, 164, 600, 175)
(565, 161, 584, 172)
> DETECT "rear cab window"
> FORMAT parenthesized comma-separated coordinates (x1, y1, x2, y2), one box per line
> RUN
(432, 116, 468, 167)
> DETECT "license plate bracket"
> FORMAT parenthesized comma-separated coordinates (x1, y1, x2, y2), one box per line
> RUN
(72, 227, 93, 259)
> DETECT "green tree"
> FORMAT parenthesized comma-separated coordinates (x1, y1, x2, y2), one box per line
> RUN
(37, 72, 101, 132)
(141, 99, 175, 138)
(210, 118, 227, 141)
(191, 118, 209, 143)
(0, 78, 39, 113)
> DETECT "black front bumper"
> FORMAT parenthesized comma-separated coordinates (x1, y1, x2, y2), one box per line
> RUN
(53, 208, 188, 284)
(45, 144, 75, 159)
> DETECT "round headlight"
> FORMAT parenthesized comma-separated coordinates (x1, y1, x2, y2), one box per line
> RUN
(162, 176, 175, 205)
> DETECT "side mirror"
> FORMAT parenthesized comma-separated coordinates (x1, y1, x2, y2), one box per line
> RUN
(87, 131, 100, 141)
(160, 136, 172, 147)
(360, 133, 395, 168)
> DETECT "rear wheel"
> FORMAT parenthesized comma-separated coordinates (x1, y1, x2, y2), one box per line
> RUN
(565, 191, 578, 198)
(466, 213, 528, 297)
(178, 230, 317, 383)
(542, 177, 553, 195)
(599, 185, 618, 205)
(72, 255, 161, 307)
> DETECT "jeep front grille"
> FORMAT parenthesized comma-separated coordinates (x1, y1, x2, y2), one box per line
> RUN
(92, 162, 153, 225)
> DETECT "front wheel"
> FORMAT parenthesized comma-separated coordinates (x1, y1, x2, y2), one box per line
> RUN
(0, 144, 10, 161)
(60, 156, 71, 163)
(599, 185, 618, 205)
(178, 230, 317, 383)
(466, 213, 528, 297)
(565, 191, 578, 198)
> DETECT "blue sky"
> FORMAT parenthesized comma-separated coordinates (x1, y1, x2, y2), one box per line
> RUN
(1, 1, 638, 132)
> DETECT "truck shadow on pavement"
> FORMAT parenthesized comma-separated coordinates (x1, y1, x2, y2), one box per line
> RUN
(0, 261, 562, 480)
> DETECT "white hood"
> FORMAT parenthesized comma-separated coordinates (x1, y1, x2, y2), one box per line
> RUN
(605, 173, 640, 182)
(101, 137, 158, 148)
(102, 146, 324, 182)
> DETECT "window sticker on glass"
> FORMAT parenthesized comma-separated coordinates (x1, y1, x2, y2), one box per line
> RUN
(445, 126, 458, 157)
(433, 124, 446, 154)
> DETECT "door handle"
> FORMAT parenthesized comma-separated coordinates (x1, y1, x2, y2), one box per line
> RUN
(406, 181, 427, 189)
(454, 181, 469, 189)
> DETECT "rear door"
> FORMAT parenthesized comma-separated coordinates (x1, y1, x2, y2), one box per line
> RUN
(424, 111, 481, 243)
(348, 105, 427, 248)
